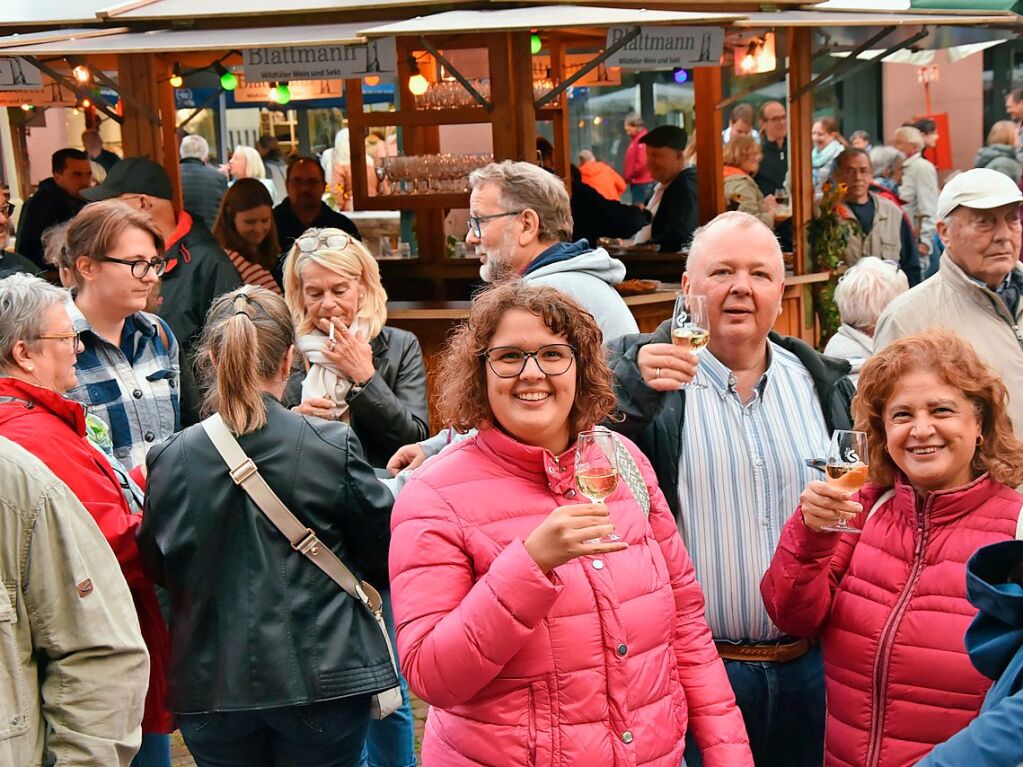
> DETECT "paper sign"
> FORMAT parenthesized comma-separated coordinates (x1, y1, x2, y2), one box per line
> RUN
(233, 76, 344, 103)
(243, 37, 396, 82)
(0, 57, 43, 90)
(0, 80, 75, 107)
(605, 27, 724, 69)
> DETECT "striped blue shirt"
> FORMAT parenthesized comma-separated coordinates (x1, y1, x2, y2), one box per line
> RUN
(679, 342, 829, 641)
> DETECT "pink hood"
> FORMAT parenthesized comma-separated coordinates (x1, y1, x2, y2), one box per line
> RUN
(390, 426, 751, 766)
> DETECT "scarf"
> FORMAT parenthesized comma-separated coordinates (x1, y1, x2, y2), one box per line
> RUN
(295, 318, 371, 422)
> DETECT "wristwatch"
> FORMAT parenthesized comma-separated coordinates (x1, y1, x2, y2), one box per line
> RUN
(346, 374, 375, 400)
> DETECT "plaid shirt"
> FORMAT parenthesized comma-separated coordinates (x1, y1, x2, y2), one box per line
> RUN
(65, 300, 180, 470)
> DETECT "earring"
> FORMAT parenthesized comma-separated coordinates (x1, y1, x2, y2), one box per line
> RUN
(25, 364, 33, 372)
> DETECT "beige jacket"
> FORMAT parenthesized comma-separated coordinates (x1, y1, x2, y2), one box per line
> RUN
(843, 192, 903, 264)
(875, 254, 1023, 435)
(724, 170, 774, 228)
(0, 436, 148, 767)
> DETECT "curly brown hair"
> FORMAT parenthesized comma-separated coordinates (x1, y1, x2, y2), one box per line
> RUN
(854, 329, 1023, 489)
(436, 281, 617, 437)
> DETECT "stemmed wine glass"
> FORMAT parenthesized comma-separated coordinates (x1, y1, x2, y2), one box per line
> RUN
(820, 430, 869, 534)
(575, 430, 621, 543)
(671, 294, 710, 390)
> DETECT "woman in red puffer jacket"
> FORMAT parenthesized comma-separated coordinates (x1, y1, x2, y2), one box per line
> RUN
(390, 282, 751, 767)
(761, 329, 1023, 767)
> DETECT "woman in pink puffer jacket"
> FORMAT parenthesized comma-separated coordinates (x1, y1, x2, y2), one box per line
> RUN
(389, 283, 751, 766)
(761, 330, 1023, 767)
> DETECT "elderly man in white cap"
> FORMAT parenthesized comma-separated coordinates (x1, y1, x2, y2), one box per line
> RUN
(875, 167, 1023, 434)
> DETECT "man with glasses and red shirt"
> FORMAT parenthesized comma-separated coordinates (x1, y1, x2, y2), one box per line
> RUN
(81, 158, 241, 427)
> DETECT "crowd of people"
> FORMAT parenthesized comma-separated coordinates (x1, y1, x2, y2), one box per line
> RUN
(1, 106, 1023, 767)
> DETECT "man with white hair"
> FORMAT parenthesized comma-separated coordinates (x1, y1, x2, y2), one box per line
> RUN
(823, 257, 909, 385)
(875, 167, 1023, 436)
(892, 125, 939, 265)
(179, 133, 227, 227)
(606, 211, 855, 767)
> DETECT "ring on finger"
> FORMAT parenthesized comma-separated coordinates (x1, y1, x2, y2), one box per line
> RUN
(655, 367, 661, 379)
(328, 339, 337, 350)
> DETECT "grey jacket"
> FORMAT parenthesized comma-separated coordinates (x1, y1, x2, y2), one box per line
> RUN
(900, 153, 939, 256)
(875, 254, 1023, 438)
(179, 157, 228, 229)
(285, 325, 429, 468)
(0, 436, 148, 767)
(975, 145, 1023, 184)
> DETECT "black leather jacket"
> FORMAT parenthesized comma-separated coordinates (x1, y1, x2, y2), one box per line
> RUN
(138, 396, 397, 714)
(284, 325, 429, 468)
(606, 321, 855, 521)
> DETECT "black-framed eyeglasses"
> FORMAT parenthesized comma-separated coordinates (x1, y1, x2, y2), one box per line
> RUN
(467, 211, 523, 239)
(482, 344, 576, 378)
(37, 330, 83, 349)
(0, 202, 13, 218)
(296, 229, 352, 253)
(100, 256, 166, 279)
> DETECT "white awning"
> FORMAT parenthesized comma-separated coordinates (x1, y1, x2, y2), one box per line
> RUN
(358, 6, 749, 37)
(0, 24, 367, 56)
(99, 0, 473, 21)
(0, 28, 128, 51)
(734, 8, 1018, 25)
(5, 0, 110, 26)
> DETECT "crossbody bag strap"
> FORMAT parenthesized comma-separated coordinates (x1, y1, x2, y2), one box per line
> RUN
(200, 413, 381, 613)
(593, 425, 650, 517)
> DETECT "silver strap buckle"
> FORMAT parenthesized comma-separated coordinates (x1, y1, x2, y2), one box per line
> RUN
(229, 458, 257, 485)
(293, 529, 320, 555)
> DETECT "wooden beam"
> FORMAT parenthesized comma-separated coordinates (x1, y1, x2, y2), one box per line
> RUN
(694, 66, 724, 224)
(787, 27, 813, 277)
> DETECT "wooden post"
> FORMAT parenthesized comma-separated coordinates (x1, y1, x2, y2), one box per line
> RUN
(694, 66, 724, 223)
(489, 32, 536, 162)
(116, 53, 182, 210)
(787, 27, 813, 277)
(548, 37, 572, 182)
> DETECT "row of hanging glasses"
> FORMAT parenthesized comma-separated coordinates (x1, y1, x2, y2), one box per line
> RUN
(377, 153, 494, 195)
(415, 79, 491, 110)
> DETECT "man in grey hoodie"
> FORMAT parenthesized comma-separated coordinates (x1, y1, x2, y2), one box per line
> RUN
(386, 160, 639, 473)
(467, 160, 639, 341)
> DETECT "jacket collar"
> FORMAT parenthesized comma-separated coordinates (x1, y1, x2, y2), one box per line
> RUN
(769, 331, 851, 390)
(938, 253, 1023, 322)
(475, 424, 578, 495)
(0, 376, 87, 436)
(892, 470, 1000, 526)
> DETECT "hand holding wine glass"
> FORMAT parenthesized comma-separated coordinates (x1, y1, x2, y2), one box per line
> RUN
(670, 294, 710, 390)
(575, 430, 621, 543)
(819, 430, 869, 534)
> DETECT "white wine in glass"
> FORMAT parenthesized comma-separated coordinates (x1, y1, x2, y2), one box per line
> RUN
(820, 430, 869, 534)
(575, 429, 622, 543)
(671, 294, 710, 390)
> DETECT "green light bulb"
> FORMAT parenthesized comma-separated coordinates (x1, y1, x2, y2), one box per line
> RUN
(530, 34, 542, 55)
(220, 71, 238, 91)
(273, 83, 291, 105)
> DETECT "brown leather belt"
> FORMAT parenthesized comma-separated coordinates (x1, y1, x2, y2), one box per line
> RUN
(715, 638, 812, 663)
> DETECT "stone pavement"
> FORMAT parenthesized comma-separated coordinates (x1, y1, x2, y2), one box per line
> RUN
(169, 696, 428, 766)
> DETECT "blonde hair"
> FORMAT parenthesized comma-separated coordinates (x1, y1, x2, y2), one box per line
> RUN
(197, 286, 294, 434)
(722, 134, 760, 168)
(281, 229, 388, 338)
(233, 146, 266, 179)
(988, 120, 1018, 147)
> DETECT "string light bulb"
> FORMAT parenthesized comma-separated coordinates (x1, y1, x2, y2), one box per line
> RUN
(20, 103, 34, 111)
(407, 57, 429, 96)
(70, 59, 91, 83)
(364, 74, 381, 87)
(169, 63, 183, 88)
(740, 41, 757, 74)
(270, 81, 291, 105)
(531, 34, 542, 55)
(213, 61, 237, 91)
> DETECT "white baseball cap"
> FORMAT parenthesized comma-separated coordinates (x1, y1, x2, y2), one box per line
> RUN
(935, 167, 1023, 221)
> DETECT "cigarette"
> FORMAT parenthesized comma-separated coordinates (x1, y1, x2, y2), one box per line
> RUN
(328, 322, 335, 342)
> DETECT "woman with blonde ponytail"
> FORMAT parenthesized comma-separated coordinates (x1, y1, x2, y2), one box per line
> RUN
(139, 285, 397, 767)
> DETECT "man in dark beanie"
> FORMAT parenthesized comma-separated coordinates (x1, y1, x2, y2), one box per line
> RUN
(632, 125, 698, 252)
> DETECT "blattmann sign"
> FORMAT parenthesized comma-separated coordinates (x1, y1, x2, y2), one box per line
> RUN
(243, 38, 396, 82)
(605, 27, 724, 69)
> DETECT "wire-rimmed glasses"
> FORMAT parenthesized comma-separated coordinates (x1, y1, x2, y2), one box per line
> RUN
(296, 229, 353, 253)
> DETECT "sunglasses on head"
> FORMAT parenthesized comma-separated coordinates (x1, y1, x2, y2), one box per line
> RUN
(296, 229, 353, 253)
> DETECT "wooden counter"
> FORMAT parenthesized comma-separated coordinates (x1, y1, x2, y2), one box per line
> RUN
(389, 273, 830, 429)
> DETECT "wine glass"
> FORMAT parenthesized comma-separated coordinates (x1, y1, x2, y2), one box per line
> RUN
(575, 429, 621, 543)
(671, 293, 710, 390)
(820, 430, 869, 534)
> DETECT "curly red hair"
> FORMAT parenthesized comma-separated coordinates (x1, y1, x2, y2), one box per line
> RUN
(854, 329, 1023, 488)
(436, 281, 617, 437)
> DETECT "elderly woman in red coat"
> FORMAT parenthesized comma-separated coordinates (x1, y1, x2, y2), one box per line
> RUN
(389, 282, 751, 766)
(761, 329, 1023, 767)
(0, 272, 171, 763)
